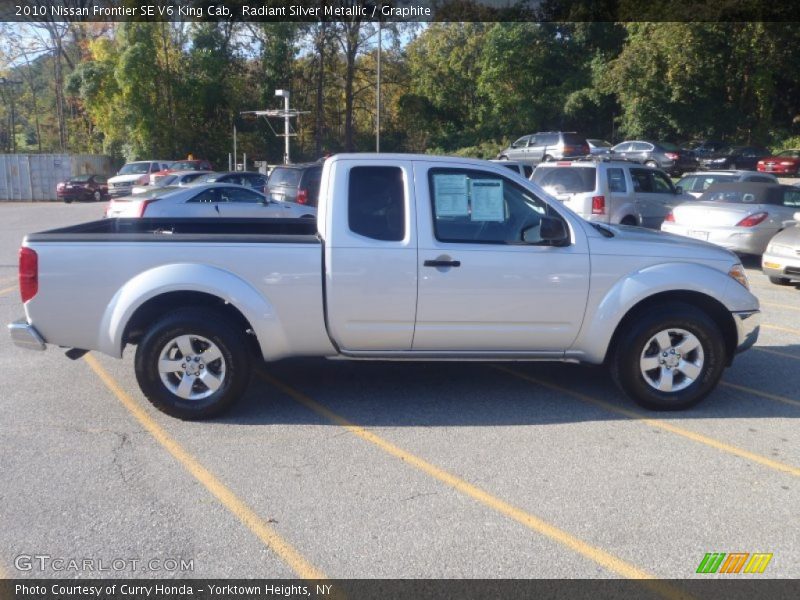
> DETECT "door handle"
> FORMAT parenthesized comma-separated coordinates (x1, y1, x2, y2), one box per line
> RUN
(424, 259, 461, 268)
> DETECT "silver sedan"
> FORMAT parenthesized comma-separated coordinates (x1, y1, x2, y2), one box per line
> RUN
(104, 183, 317, 219)
(661, 182, 800, 255)
(763, 212, 800, 285)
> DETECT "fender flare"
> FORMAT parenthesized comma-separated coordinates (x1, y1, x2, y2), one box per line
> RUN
(569, 261, 757, 364)
(97, 263, 288, 359)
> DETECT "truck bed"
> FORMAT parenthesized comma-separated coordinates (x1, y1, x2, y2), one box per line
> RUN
(26, 217, 319, 244)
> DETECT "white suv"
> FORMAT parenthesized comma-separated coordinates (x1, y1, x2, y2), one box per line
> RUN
(531, 159, 694, 228)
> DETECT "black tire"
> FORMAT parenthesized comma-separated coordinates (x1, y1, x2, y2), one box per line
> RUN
(543, 154, 553, 162)
(610, 302, 725, 411)
(93, 190, 102, 202)
(769, 276, 793, 286)
(64, 198, 73, 204)
(620, 216, 638, 226)
(134, 308, 252, 420)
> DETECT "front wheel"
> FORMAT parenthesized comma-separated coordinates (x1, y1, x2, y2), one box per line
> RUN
(611, 303, 725, 411)
(134, 308, 252, 419)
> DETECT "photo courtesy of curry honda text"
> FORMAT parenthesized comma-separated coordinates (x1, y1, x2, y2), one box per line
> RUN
(9, 155, 760, 420)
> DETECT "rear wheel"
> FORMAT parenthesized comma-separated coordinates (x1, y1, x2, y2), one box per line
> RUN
(134, 308, 252, 419)
(93, 190, 102, 202)
(543, 154, 554, 162)
(620, 216, 638, 226)
(611, 303, 725, 411)
(769, 276, 793, 286)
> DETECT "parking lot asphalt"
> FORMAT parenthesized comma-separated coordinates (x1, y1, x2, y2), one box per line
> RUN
(0, 200, 798, 581)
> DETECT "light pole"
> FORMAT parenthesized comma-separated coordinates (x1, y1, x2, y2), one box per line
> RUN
(376, 22, 381, 153)
(275, 89, 291, 164)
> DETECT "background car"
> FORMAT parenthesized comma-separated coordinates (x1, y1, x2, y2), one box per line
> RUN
(56, 174, 108, 203)
(107, 161, 171, 197)
(266, 163, 323, 207)
(676, 170, 778, 198)
(531, 158, 692, 228)
(757, 149, 800, 176)
(149, 159, 214, 185)
(762, 214, 800, 285)
(489, 159, 533, 178)
(699, 145, 770, 170)
(104, 183, 316, 219)
(194, 171, 268, 193)
(661, 182, 800, 255)
(497, 132, 590, 165)
(132, 170, 212, 195)
(610, 140, 698, 176)
(587, 139, 612, 155)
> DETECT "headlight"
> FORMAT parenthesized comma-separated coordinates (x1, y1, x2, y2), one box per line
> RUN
(766, 243, 792, 256)
(728, 263, 750, 289)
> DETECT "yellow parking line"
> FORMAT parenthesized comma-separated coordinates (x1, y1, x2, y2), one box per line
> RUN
(754, 347, 800, 362)
(494, 366, 800, 478)
(255, 372, 687, 592)
(762, 323, 800, 336)
(84, 355, 326, 580)
(721, 381, 800, 409)
(761, 301, 800, 312)
(0, 285, 17, 297)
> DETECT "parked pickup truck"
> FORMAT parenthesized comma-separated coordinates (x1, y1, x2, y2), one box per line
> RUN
(9, 154, 760, 419)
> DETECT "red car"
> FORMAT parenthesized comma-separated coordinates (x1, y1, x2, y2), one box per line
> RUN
(757, 149, 800, 175)
(149, 159, 214, 185)
(56, 174, 109, 203)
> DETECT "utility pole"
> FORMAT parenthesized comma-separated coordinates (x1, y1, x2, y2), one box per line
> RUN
(376, 22, 381, 153)
(0, 77, 23, 153)
(241, 91, 308, 166)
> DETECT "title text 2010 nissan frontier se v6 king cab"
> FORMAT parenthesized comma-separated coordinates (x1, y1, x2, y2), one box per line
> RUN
(9, 154, 760, 419)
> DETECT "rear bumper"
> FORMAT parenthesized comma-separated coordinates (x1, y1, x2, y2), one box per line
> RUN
(8, 320, 47, 351)
(659, 224, 774, 255)
(732, 310, 760, 355)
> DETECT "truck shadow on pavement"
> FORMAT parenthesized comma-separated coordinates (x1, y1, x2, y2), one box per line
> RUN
(216, 344, 800, 426)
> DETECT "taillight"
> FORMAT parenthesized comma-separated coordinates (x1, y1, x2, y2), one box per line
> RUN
(664, 211, 675, 223)
(19, 247, 38, 303)
(665, 152, 679, 160)
(138, 199, 153, 217)
(736, 212, 768, 227)
(296, 188, 308, 205)
(56, 182, 65, 190)
(556, 161, 572, 166)
(581, 145, 590, 155)
(592, 195, 605, 215)
(562, 145, 575, 154)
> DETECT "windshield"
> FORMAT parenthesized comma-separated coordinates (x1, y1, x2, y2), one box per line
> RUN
(531, 166, 596, 193)
(588, 139, 611, 147)
(68, 175, 92, 183)
(117, 163, 151, 175)
(268, 168, 302, 187)
(156, 175, 178, 187)
(658, 142, 680, 151)
(169, 161, 203, 171)
(700, 189, 766, 204)
(776, 150, 800, 158)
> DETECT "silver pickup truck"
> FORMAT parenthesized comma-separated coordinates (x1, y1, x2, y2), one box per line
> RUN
(9, 154, 760, 419)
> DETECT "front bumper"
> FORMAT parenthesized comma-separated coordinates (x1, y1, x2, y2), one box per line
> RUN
(8, 320, 47, 351)
(732, 310, 760, 355)
(762, 251, 800, 281)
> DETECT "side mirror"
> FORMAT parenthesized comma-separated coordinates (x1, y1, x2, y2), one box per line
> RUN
(523, 216, 570, 246)
(675, 185, 683, 194)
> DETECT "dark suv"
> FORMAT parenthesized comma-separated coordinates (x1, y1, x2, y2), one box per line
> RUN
(266, 163, 323, 207)
(497, 132, 589, 166)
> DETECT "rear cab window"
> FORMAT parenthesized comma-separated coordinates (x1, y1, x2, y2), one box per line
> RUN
(268, 168, 302, 188)
(348, 166, 405, 241)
